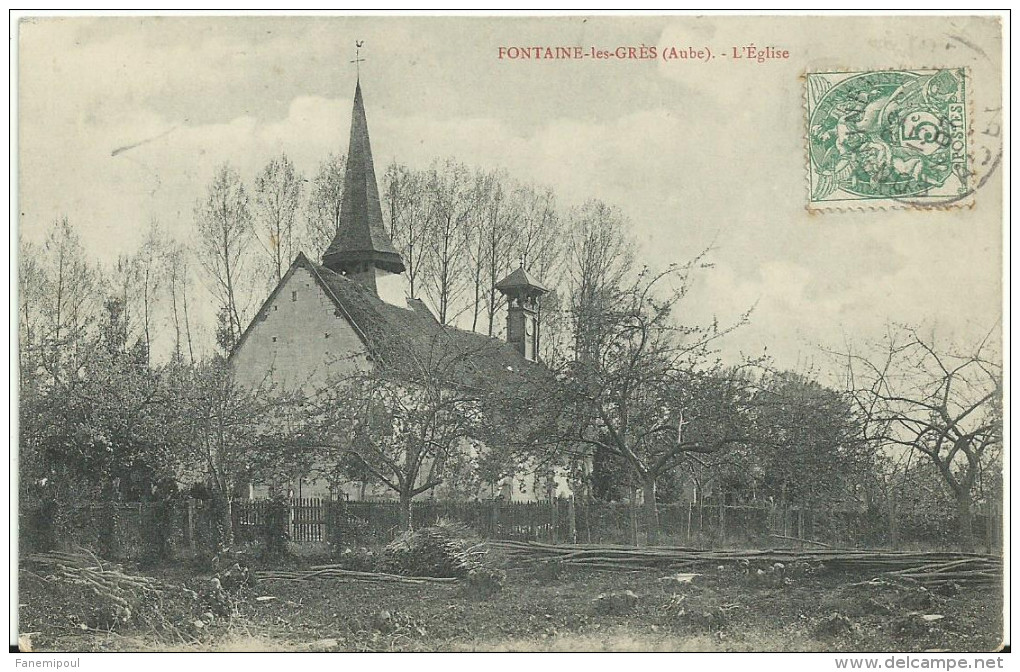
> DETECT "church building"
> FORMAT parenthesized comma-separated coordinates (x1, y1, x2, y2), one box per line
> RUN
(229, 79, 559, 502)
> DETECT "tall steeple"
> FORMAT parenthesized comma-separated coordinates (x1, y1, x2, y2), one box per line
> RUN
(322, 81, 406, 294)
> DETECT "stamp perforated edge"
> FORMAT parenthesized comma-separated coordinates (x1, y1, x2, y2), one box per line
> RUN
(802, 67, 977, 214)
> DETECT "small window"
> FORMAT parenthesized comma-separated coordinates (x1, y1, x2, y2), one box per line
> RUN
(324, 332, 330, 339)
(291, 290, 298, 302)
(273, 305, 278, 312)
(271, 336, 278, 343)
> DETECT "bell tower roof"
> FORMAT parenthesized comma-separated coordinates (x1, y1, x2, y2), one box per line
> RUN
(322, 81, 405, 276)
(495, 266, 549, 296)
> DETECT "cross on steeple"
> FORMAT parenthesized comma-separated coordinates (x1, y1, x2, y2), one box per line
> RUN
(351, 40, 366, 80)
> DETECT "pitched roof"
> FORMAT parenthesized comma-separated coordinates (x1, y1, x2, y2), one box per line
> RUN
(495, 266, 549, 294)
(322, 82, 405, 274)
(232, 253, 543, 391)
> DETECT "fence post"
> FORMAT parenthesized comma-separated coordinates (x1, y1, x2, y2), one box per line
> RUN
(698, 500, 704, 547)
(289, 497, 297, 542)
(490, 498, 501, 538)
(567, 496, 577, 544)
(550, 497, 559, 544)
(686, 501, 692, 542)
(887, 494, 899, 550)
(984, 504, 996, 551)
(717, 499, 726, 545)
(185, 498, 196, 552)
(99, 501, 117, 559)
(629, 488, 640, 546)
(797, 507, 804, 546)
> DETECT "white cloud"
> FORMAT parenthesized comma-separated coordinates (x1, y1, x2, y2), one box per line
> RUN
(16, 16, 1002, 374)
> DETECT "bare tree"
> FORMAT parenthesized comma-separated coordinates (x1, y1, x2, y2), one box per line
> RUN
(18, 241, 47, 385)
(464, 169, 520, 335)
(35, 217, 99, 373)
(134, 219, 168, 365)
(305, 152, 345, 256)
(565, 200, 635, 364)
(195, 163, 254, 353)
(423, 159, 474, 325)
(166, 241, 197, 364)
(843, 325, 1002, 549)
(514, 184, 562, 284)
(253, 153, 302, 285)
(383, 162, 432, 300)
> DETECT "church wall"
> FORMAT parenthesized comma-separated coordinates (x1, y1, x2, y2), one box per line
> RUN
(231, 264, 370, 393)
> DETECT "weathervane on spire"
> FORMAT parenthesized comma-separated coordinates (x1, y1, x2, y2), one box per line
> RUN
(351, 40, 366, 81)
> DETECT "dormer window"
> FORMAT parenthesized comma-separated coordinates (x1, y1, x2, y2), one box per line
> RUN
(291, 291, 298, 302)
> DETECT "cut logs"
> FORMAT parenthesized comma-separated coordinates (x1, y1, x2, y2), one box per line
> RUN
(255, 566, 460, 585)
(26, 551, 173, 599)
(486, 541, 1002, 587)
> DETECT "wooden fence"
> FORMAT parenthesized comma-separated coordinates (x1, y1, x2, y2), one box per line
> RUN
(20, 497, 1003, 561)
(232, 497, 1004, 551)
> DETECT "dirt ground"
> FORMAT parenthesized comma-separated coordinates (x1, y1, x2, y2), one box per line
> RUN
(18, 558, 1004, 653)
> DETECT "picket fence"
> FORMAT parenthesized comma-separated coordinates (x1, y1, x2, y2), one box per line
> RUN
(20, 496, 1002, 561)
(233, 497, 1003, 550)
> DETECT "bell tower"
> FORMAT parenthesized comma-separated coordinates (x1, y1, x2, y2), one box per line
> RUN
(495, 266, 548, 362)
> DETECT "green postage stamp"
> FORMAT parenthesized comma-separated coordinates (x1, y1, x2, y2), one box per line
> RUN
(806, 69, 970, 209)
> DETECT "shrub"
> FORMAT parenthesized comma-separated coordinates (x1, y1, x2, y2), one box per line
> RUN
(463, 566, 506, 598)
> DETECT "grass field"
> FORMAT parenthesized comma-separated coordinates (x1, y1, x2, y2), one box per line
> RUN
(18, 555, 1004, 653)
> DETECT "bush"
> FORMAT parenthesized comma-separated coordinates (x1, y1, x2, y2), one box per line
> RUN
(334, 546, 380, 572)
(328, 502, 370, 549)
(463, 566, 506, 598)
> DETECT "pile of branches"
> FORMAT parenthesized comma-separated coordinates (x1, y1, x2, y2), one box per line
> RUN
(382, 521, 487, 578)
(862, 557, 1001, 588)
(21, 550, 202, 635)
(488, 541, 1002, 586)
(256, 567, 459, 585)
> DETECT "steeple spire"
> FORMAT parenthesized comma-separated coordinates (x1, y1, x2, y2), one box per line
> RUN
(322, 78, 406, 286)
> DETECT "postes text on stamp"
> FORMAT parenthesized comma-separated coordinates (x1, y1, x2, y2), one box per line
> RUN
(806, 69, 970, 209)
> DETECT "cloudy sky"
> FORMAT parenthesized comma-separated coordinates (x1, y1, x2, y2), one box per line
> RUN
(17, 15, 1003, 377)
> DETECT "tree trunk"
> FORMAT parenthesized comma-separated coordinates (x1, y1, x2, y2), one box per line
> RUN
(628, 486, 639, 546)
(212, 491, 234, 552)
(642, 474, 659, 546)
(399, 490, 413, 531)
(956, 490, 975, 550)
(887, 490, 899, 550)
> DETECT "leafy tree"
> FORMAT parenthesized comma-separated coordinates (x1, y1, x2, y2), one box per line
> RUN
(525, 259, 754, 544)
(171, 359, 306, 548)
(21, 297, 181, 505)
(739, 371, 874, 507)
(307, 334, 522, 530)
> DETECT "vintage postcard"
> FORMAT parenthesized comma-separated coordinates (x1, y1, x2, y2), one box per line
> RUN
(13, 14, 1005, 658)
